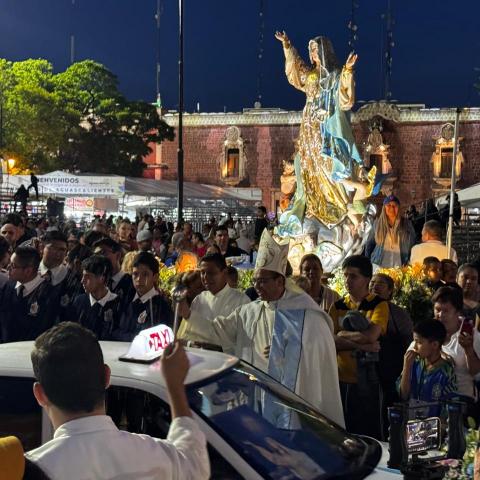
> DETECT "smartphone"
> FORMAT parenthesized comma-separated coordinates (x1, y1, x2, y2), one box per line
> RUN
(406, 417, 441, 453)
(460, 319, 474, 337)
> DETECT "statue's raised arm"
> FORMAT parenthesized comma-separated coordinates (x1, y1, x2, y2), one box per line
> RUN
(339, 52, 358, 111)
(275, 31, 310, 93)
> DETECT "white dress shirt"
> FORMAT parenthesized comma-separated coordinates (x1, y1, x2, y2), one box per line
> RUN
(15, 274, 44, 297)
(39, 261, 69, 286)
(133, 287, 159, 303)
(443, 327, 480, 398)
(26, 415, 210, 480)
(89, 289, 117, 307)
(409, 240, 458, 265)
(182, 283, 250, 344)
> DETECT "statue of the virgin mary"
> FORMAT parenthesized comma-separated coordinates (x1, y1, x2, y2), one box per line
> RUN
(275, 31, 378, 268)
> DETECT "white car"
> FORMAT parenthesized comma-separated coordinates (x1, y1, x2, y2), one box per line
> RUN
(0, 341, 401, 479)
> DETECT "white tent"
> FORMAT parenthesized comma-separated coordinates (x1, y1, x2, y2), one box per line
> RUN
(457, 183, 480, 209)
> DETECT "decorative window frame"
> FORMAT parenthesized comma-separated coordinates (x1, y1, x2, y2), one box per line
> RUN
(221, 126, 247, 186)
(363, 119, 392, 176)
(431, 123, 463, 186)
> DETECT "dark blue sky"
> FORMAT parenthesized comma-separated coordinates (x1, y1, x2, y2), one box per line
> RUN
(0, 0, 479, 112)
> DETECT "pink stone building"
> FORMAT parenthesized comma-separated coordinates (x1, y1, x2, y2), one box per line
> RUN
(144, 102, 480, 212)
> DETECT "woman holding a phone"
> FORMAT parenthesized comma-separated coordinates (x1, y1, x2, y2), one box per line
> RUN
(432, 286, 480, 402)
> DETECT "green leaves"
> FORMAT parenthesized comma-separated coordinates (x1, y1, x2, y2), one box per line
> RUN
(0, 58, 173, 176)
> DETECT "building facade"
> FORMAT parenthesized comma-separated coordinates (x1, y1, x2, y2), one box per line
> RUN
(143, 102, 480, 212)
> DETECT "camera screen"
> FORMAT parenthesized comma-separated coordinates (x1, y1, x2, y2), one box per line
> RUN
(406, 417, 441, 453)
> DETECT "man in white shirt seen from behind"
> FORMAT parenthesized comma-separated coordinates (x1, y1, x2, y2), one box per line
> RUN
(410, 220, 458, 265)
(178, 253, 250, 350)
(432, 286, 480, 400)
(26, 322, 210, 480)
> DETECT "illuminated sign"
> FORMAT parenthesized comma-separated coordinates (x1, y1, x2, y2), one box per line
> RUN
(120, 324, 174, 363)
(65, 197, 94, 210)
(3, 171, 125, 197)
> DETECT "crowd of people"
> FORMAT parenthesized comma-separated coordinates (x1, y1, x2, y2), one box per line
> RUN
(0, 197, 479, 478)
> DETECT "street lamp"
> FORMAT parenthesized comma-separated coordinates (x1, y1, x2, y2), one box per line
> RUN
(6, 158, 15, 191)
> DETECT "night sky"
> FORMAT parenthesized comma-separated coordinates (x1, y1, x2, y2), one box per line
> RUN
(0, 0, 479, 112)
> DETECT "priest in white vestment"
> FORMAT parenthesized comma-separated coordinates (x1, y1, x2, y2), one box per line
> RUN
(212, 230, 345, 427)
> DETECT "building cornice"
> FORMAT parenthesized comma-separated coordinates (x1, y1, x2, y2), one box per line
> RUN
(161, 109, 302, 127)
(160, 104, 480, 127)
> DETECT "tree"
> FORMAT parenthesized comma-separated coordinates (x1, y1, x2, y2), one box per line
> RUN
(0, 59, 66, 171)
(0, 58, 174, 176)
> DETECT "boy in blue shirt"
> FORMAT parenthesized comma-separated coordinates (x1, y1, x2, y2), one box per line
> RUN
(398, 320, 457, 417)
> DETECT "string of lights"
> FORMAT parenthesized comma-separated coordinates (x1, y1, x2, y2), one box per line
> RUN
(155, 0, 163, 108)
(256, 0, 265, 107)
(381, 0, 395, 101)
(347, 0, 359, 51)
(70, 0, 76, 64)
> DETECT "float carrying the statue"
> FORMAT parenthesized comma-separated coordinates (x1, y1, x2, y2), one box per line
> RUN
(274, 31, 385, 272)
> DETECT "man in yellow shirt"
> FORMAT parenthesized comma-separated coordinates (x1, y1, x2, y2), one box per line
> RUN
(329, 255, 389, 439)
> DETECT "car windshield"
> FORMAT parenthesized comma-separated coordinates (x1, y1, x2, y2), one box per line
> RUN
(188, 361, 381, 480)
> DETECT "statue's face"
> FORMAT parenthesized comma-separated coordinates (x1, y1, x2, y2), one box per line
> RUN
(282, 161, 294, 175)
(309, 41, 321, 66)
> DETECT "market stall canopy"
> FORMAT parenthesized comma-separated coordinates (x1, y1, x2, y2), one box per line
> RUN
(124, 177, 261, 201)
(457, 183, 480, 208)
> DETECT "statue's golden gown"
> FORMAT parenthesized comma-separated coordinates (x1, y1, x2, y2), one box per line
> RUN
(283, 44, 357, 226)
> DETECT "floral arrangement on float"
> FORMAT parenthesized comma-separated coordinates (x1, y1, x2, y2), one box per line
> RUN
(442, 417, 478, 479)
(155, 252, 200, 300)
(328, 263, 433, 323)
(238, 269, 254, 291)
(157, 266, 177, 300)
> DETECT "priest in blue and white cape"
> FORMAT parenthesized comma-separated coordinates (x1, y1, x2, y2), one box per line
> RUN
(212, 229, 344, 428)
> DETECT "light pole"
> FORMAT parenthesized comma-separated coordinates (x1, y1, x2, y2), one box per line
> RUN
(446, 108, 461, 258)
(176, 0, 184, 225)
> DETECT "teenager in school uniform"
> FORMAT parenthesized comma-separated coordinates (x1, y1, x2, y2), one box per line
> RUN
(113, 252, 172, 341)
(109, 251, 173, 431)
(39, 230, 82, 321)
(92, 238, 135, 310)
(1, 246, 57, 342)
(0, 235, 11, 298)
(69, 255, 121, 340)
